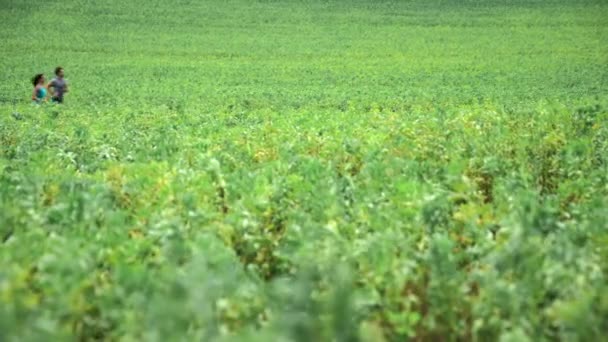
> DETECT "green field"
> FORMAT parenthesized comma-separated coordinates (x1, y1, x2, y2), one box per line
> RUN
(1, 0, 608, 340)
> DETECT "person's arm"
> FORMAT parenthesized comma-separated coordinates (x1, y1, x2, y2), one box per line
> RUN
(32, 86, 38, 101)
(47, 80, 55, 97)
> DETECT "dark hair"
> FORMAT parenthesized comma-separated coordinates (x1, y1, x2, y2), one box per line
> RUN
(32, 73, 44, 86)
(55, 66, 63, 75)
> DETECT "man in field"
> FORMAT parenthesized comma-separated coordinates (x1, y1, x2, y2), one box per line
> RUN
(48, 66, 68, 104)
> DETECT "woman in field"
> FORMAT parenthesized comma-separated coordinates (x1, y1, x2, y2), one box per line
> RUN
(31, 74, 47, 104)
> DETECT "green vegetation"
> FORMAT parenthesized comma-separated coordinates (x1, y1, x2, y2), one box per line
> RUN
(1, 0, 607, 340)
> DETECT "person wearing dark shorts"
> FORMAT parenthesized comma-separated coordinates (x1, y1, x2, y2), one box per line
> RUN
(48, 66, 68, 103)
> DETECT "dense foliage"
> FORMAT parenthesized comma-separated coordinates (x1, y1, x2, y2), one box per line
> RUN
(1, 0, 607, 340)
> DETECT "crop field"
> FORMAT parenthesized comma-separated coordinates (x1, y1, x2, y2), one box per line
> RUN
(1, 0, 608, 340)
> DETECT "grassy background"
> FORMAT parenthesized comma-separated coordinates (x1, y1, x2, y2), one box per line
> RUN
(1, 0, 607, 110)
(1, 0, 608, 341)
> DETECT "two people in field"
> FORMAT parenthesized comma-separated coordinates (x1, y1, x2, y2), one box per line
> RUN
(32, 67, 68, 104)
